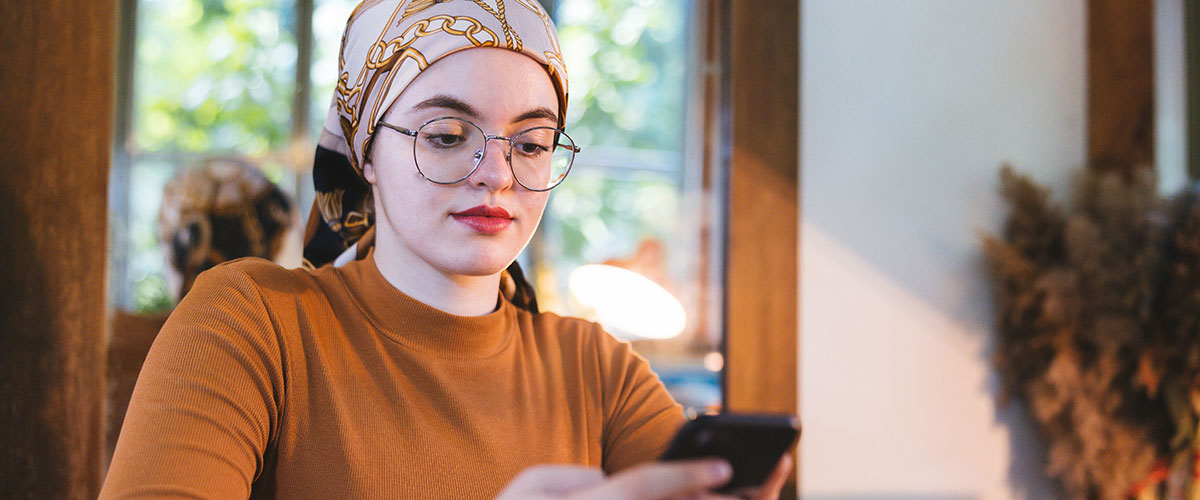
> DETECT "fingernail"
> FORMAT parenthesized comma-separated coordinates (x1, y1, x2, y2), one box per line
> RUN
(708, 460, 732, 482)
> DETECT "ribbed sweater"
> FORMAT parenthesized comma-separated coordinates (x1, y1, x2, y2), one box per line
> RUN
(99, 252, 684, 499)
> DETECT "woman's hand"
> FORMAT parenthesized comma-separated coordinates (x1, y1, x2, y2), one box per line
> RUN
(747, 453, 793, 500)
(493, 454, 793, 500)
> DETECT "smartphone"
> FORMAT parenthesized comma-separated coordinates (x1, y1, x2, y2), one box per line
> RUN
(659, 413, 800, 496)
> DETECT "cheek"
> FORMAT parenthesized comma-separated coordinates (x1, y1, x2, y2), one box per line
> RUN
(520, 194, 551, 227)
(533, 195, 550, 218)
(372, 164, 434, 224)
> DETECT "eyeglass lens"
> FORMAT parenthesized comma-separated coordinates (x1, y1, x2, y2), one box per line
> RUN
(413, 117, 575, 190)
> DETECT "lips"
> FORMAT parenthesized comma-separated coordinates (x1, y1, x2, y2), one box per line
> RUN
(450, 205, 513, 234)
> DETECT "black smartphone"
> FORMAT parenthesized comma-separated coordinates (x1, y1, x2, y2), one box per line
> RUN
(659, 413, 800, 496)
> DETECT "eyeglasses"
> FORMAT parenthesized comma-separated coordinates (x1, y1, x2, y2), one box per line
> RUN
(376, 116, 580, 192)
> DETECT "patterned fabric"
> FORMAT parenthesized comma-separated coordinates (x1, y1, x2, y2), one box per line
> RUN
(302, 0, 568, 268)
(158, 158, 294, 297)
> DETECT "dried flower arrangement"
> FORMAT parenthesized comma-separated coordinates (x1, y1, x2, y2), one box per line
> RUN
(983, 165, 1200, 500)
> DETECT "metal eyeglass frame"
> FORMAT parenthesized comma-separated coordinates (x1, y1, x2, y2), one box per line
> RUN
(376, 116, 581, 192)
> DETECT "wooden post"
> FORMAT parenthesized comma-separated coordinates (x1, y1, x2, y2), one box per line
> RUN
(1088, 0, 1155, 175)
(722, 0, 799, 497)
(0, 0, 116, 498)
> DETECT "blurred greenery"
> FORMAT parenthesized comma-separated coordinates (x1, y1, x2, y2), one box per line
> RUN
(556, 0, 688, 152)
(133, 0, 297, 154)
(537, 0, 690, 313)
(127, 158, 174, 312)
(547, 169, 680, 270)
(126, 0, 344, 312)
(310, 0, 359, 139)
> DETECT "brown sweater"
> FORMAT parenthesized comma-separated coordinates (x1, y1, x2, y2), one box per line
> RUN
(100, 252, 684, 499)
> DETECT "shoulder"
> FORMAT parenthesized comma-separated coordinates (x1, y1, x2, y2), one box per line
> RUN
(200, 257, 311, 285)
(525, 310, 642, 363)
(190, 257, 326, 299)
(528, 309, 600, 334)
(528, 310, 603, 344)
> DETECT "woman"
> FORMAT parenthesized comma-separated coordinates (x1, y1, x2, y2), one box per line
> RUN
(100, 1, 789, 498)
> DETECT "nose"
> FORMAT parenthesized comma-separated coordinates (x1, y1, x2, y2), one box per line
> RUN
(467, 137, 515, 192)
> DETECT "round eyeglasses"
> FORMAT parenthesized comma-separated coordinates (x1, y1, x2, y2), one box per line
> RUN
(376, 116, 580, 192)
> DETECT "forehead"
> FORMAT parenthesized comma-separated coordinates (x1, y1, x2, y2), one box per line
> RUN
(388, 48, 558, 123)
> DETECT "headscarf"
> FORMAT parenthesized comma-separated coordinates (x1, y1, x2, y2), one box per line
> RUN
(301, 0, 569, 313)
(158, 158, 295, 298)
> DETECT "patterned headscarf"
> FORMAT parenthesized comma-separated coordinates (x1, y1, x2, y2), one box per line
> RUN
(302, 0, 568, 271)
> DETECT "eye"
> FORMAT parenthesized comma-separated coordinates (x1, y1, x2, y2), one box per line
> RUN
(513, 128, 555, 157)
(421, 132, 468, 149)
(514, 140, 550, 156)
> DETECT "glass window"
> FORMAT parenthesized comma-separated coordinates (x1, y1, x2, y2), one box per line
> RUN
(112, 0, 358, 313)
(111, 0, 721, 411)
(132, 0, 297, 155)
(535, 0, 722, 412)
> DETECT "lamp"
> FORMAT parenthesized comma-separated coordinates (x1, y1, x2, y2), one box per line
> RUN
(567, 264, 687, 341)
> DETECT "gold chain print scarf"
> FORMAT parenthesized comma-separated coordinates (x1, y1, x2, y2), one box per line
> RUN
(302, 0, 568, 268)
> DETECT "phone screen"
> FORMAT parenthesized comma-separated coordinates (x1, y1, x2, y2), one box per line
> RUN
(659, 413, 800, 496)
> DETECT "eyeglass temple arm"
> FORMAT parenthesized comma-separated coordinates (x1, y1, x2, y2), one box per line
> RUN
(377, 122, 417, 137)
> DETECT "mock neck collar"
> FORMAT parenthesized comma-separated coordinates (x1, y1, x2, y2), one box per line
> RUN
(336, 250, 516, 359)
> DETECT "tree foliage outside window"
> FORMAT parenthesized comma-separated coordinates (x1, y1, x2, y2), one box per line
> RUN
(134, 0, 297, 155)
(535, 0, 692, 314)
(556, 0, 687, 151)
(121, 0, 333, 312)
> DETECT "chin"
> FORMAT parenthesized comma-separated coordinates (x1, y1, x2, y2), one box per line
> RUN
(440, 252, 517, 277)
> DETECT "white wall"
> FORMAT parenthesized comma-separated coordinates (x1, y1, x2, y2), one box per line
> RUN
(1158, 0, 1188, 194)
(798, 2, 1085, 499)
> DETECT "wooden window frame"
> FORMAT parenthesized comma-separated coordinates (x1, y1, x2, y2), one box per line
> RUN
(709, 0, 799, 496)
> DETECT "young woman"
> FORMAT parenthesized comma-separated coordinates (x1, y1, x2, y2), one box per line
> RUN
(100, 1, 789, 499)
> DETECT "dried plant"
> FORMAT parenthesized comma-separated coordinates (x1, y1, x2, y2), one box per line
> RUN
(984, 165, 1200, 500)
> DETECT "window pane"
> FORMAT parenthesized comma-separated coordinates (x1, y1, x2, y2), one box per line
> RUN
(557, 0, 689, 152)
(310, 0, 361, 141)
(133, 0, 297, 154)
(126, 158, 178, 313)
(542, 170, 681, 280)
(543, 0, 718, 412)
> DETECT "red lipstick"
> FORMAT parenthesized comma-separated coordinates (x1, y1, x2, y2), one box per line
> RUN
(450, 205, 513, 234)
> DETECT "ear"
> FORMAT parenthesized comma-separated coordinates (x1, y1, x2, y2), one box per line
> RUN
(363, 158, 378, 185)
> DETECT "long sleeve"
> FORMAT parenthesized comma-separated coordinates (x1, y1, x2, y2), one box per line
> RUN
(596, 334, 686, 474)
(100, 263, 286, 500)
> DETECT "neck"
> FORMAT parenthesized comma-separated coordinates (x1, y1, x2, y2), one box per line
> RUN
(371, 234, 502, 317)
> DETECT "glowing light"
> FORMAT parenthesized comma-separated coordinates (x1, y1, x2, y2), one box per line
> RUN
(703, 351, 724, 372)
(568, 264, 686, 341)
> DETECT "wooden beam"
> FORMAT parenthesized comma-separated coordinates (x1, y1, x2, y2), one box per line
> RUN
(1087, 0, 1155, 175)
(0, 0, 115, 497)
(721, 0, 799, 496)
(722, 0, 798, 417)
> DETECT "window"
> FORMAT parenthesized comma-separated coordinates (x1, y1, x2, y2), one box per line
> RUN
(110, 0, 722, 411)
(536, 0, 723, 412)
(111, 0, 357, 312)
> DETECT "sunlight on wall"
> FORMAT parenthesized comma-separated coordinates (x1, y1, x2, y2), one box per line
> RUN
(799, 1, 1090, 498)
(800, 223, 1035, 499)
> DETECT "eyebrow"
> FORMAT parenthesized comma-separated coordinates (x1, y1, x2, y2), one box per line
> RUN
(411, 95, 481, 118)
(512, 107, 558, 124)
(410, 94, 557, 125)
